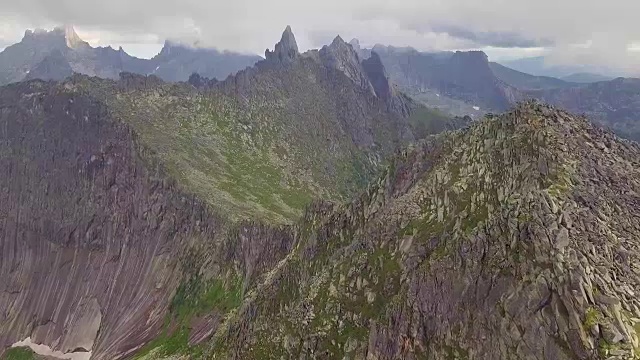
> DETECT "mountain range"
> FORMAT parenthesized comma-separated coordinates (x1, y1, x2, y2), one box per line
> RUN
(500, 56, 617, 81)
(1, 25, 640, 143)
(1, 25, 640, 360)
(0, 25, 261, 85)
(347, 41, 640, 141)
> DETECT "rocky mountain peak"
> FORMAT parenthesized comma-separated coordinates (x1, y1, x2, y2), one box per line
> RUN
(265, 25, 299, 64)
(349, 38, 360, 49)
(318, 34, 376, 95)
(60, 24, 85, 49)
(158, 40, 178, 56)
(362, 51, 412, 115)
(20, 25, 87, 50)
(330, 35, 347, 47)
(451, 50, 490, 66)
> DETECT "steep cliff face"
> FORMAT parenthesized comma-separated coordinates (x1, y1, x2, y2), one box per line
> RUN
(193, 102, 640, 359)
(358, 45, 520, 115)
(0, 79, 304, 360)
(0, 80, 236, 359)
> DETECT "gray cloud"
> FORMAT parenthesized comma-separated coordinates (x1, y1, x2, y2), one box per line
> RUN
(0, 0, 638, 74)
(422, 23, 554, 48)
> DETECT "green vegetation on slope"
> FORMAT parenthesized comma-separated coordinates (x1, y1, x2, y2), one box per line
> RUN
(182, 102, 640, 359)
(111, 89, 318, 223)
(67, 70, 459, 224)
(134, 274, 243, 359)
(1, 347, 35, 360)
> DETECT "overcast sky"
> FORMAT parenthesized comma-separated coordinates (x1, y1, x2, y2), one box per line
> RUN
(0, 0, 638, 74)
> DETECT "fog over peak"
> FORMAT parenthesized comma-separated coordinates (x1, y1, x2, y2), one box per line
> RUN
(0, 0, 638, 75)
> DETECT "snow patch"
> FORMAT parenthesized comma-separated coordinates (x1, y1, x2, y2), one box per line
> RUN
(11, 338, 91, 360)
(473, 106, 480, 111)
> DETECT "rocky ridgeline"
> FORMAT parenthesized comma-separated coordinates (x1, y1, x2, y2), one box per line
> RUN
(196, 102, 640, 359)
(0, 25, 261, 87)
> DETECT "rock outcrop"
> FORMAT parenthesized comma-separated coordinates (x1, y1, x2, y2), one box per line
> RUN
(318, 36, 376, 96)
(62, 25, 88, 49)
(361, 51, 411, 117)
(265, 25, 299, 65)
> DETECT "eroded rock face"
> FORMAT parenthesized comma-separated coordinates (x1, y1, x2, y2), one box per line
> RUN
(0, 81, 225, 359)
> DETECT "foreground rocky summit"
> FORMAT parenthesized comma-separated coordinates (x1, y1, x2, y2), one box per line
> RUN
(182, 102, 639, 359)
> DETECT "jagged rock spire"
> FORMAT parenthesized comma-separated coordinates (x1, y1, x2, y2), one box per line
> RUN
(318, 35, 376, 96)
(265, 25, 299, 64)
